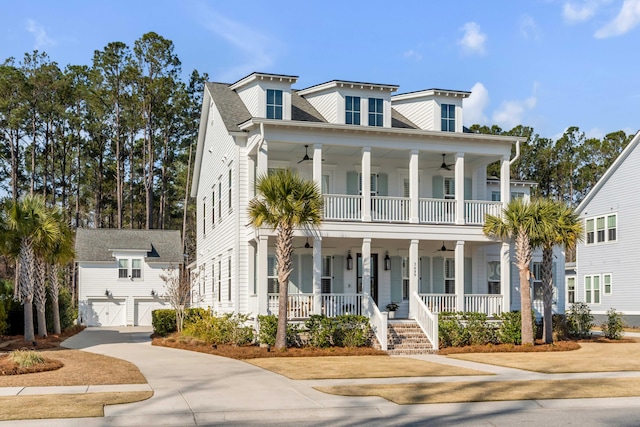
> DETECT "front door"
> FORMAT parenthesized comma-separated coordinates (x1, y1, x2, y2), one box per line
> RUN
(357, 253, 379, 305)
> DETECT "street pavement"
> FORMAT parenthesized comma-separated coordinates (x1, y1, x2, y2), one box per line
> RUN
(2, 327, 640, 426)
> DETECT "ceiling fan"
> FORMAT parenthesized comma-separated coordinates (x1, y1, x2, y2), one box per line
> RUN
(294, 237, 313, 249)
(437, 154, 455, 171)
(297, 145, 313, 164)
(435, 241, 455, 252)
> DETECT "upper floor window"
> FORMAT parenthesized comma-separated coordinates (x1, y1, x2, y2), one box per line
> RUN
(532, 262, 543, 301)
(358, 173, 378, 196)
(266, 89, 283, 119)
(321, 256, 332, 293)
(212, 190, 215, 226)
(585, 214, 616, 245)
(118, 258, 142, 280)
(441, 104, 455, 132)
(368, 98, 383, 127)
(584, 274, 600, 304)
(118, 259, 129, 279)
(487, 261, 501, 294)
(444, 258, 455, 294)
(228, 169, 233, 214)
(444, 177, 455, 199)
(132, 259, 142, 279)
(345, 96, 361, 125)
(566, 276, 575, 304)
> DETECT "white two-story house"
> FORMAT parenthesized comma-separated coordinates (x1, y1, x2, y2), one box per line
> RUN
(191, 72, 564, 349)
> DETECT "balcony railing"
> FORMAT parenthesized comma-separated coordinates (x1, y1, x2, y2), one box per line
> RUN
(267, 293, 313, 318)
(321, 293, 363, 316)
(420, 294, 457, 313)
(323, 194, 361, 221)
(465, 201, 502, 225)
(372, 196, 410, 222)
(418, 198, 456, 224)
(419, 293, 504, 316)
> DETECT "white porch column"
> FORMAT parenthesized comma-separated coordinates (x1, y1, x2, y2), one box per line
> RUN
(257, 235, 269, 315)
(501, 242, 511, 313)
(313, 144, 323, 191)
(313, 236, 322, 314)
(409, 149, 419, 223)
(500, 155, 510, 208)
(362, 147, 372, 222)
(257, 141, 268, 177)
(409, 239, 419, 318)
(455, 152, 465, 225)
(455, 240, 465, 311)
(362, 238, 371, 296)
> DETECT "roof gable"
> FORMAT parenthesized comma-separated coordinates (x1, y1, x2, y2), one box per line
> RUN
(75, 229, 183, 263)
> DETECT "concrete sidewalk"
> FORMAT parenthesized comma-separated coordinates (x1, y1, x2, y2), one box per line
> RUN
(2, 327, 640, 426)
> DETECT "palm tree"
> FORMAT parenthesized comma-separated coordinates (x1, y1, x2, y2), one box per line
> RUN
(2, 195, 61, 342)
(248, 169, 323, 350)
(534, 199, 583, 344)
(483, 198, 544, 345)
(45, 211, 75, 335)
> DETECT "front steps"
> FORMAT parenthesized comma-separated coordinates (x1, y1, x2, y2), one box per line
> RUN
(385, 320, 436, 355)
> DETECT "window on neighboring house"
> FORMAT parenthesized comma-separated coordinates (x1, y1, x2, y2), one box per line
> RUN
(202, 201, 206, 234)
(218, 182, 222, 221)
(118, 259, 129, 279)
(402, 256, 410, 300)
(441, 104, 455, 132)
(511, 191, 525, 200)
(491, 191, 501, 202)
(603, 273, 612, 295)
(321, 174, 330, 194)
(567, 277, 575, 304)
(267, 255, 278, 293)
(444, 258, 455, 294)
(228, 255, 232, 301)
(487, 261, 501, 294)
(198, 265, 205, 296)
(211, 262, 215, 298)
(345, 96, 361, 125)
(584, 274, 600, 304)
(532, 262, 543, 301)
(228, 169, 233, 214)
(321, 256, 332, 294)
(131, 259, 142, 279)
(368, 98, 383, 127)
(266, 89, 283, 119)
(212, 190, 215, 226)
(444, 177, 455, 199)
(586, 214, 617, 244)
(217, 260, 222, 302)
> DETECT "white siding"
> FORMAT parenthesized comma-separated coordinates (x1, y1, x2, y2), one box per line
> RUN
(392, 99, 435, 130)
(303, 91, 338, 123)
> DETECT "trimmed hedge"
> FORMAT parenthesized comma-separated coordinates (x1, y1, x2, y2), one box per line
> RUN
(304, 314, 370, 348)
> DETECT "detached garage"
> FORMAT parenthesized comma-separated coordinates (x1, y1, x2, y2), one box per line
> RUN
(75, 229, 183, 327)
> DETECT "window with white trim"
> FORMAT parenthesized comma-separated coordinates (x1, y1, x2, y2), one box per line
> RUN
(118, 258, 142, 280)
(217, 259, 222, 302)
(202, 201, 206, 233)
(368, 98, 383, 127)
(321, 256, 332, 294)
(403, 179, 410, 198)
(491, 191, 501, 202)
(584, 274, 600, 304)
(266, 89, 283, 119)
(511, 191, 525, 200)
(345, 96, 361, 125)
(444, 258, 455, 294)
(358, 173, 378, 196)
(228, 168, 233, 214)
(566, 276, 575, 304)
(218, 182, 222, 221)
(585, 214, 617, 244)
(267, 255, 278, 293)
(402, 256, 410, 300)
(131, 259, 142, 279)
(603, 273, 612, 295)
(118, 259, 129, 279)
(532, 262, 543, 301)
(487, 261, 501, 294)
(441, 104, 455, 132)
(228, 255, 232, 301)
(211, 189, 215, 226)
(322, 174, 330, 194)
(444, 177, 455, 199)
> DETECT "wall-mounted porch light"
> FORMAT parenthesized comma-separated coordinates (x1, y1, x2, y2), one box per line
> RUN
(346, 250, 353, 270)
(105, 289, 112, 297)
(384, 251, 391, 271)
(151, 289, 156, 297)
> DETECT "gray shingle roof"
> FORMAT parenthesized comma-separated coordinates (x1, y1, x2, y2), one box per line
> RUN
(206, 82, 252, 132)
(391, 109, 419, 129)
(75, 229, 183, 263)
(291, 91, 326, 122)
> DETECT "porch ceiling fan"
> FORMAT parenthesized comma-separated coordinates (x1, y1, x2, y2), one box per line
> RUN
(437, 154, 455, 171)
(297, 145, 313, 164)
(294, 237, 313, 249)
(435, 241, 455, 252)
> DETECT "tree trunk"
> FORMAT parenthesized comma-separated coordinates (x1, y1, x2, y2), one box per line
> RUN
(50, 263, 61, 334)
(34, 258, 47, 338)
(182, 143, 193, 255)
(23, 300, 35, 343)
(52, 296, 61, 335)
(275, 224, 294, 350)
(541, 245, 554, 344)
(515, 228, 534, 345)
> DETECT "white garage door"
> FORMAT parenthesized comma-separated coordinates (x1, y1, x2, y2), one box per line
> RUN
(87, 300, 126, 327)
(135, 300, 167, 326)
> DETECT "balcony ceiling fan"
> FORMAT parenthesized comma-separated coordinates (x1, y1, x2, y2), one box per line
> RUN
(294, 237, 313, 249)
(438, 154, 455, 171)
(435, 241, 455, 252)
(298, 145, 313, 164)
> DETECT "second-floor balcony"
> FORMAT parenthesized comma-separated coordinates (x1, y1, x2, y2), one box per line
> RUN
(323, 194, 502, 225)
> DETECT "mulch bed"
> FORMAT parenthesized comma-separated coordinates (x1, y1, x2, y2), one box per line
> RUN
(152, 335, 387, 360)
(0, 326, 85, 353)
(0, 356, 64, 375)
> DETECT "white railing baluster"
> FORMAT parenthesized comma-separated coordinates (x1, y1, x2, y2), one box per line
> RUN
(412, 291, 439, 351)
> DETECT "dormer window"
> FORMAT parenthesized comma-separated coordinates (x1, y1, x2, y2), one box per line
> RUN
(368, 98, 383, 127)
(266, 89, 283, 119)
(441, 104, 455, 132)
(345, 96, 361, 125)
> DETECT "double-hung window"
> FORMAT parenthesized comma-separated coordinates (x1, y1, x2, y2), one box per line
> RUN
(266, 89, 283, 119)
(585, 214, 617, 244)
(118, 259, 129, 279)
(131, 259, 142, 279)
(487, 261, 501, 294)
(584, 274, 601, 304)
(212, 189, 215, 226)
(228, 255, 232, 301)
(368, 98, 383, 127)
(321, 256, 332, 293)
(402, 257, 410, 300)
(603, 273, 612, 295)
(228, 169, 233, 214)
(444, 258, 455, 294)
(217, 260, 222, 302)
(118, 259, 141, 279)
(566, 276, 575, 304)
(532, 262, 543, 301)
(441, 104, 455, 132)
(444, 178, 455, 199)
(267, 255, 278, 293)
(345, 96, 361, 125)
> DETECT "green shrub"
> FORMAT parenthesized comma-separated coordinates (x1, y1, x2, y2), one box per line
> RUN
(438, 312, 470, 348)
(552, 314, 569, 341)
(183, 312, 254, 345)
(496, 311, 522, 344)
(9, 349, 45, 368)
(257, 315, 301, 347)
(333, 315, 371, 347)
(0, 280, 17, 335)
(152, 309, 177, 336)
(305, 315, 337, 348)
(463, 312, 495, 345)
(566, 302, 594, 338)
(184, 308, 208, 328)
(601, 308, 624, 340)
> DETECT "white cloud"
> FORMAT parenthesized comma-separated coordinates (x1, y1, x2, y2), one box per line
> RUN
(26, 19, 55, 50)
(595, 0, 640, 38)
(458, 22, 487, 56)
(492, 84, 538, 130)
(520, 15, 541, 40)
(563, 1, 599, 23)
(193, 3, 282, 81)
(463, 82, 490, 126)
(584, 127, 606, 139)
(402, 49, 423, 61)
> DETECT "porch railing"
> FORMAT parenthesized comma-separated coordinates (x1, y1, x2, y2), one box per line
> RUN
(464, 294, 503, 316)
(363, 293, 387, 351)
(322, 293, 363, 316)
(371, 196, 410, 222)
(418, 198, 456, 224)
(323, 194, 361, 221)
(412, 291, 438, 351)
(465, 201, 502, 225)
(267, 293, 313, 318)
(420, 294, 457, 313)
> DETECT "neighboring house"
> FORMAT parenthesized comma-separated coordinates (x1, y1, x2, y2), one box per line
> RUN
(190, 72, 565, 348)
(75, 228, 183, 327)
(574, 130, 640, 326)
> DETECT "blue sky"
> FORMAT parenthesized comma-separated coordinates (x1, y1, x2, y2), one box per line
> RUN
(2, 0, 639, 140)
